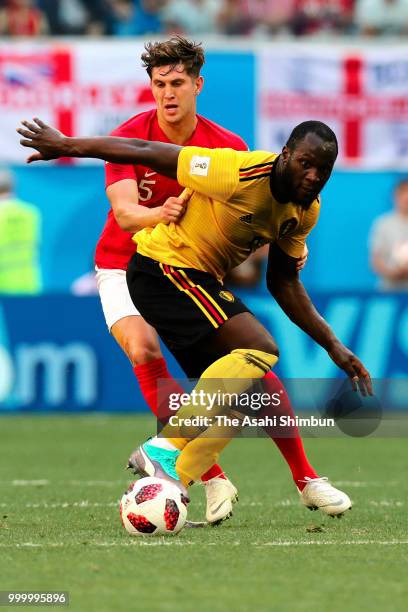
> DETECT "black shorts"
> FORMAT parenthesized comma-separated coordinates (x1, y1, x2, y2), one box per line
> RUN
(126, 253, 250, 354)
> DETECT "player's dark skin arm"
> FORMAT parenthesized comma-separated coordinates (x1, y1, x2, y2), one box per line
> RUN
(267, 243, 373, 395)
(17, 118, 181, 179)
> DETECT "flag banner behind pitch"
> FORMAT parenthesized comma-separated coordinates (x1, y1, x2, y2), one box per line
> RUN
(2, 40, 408, 168)
(0, 40, 154, 163)
(257, 45, 408, 168)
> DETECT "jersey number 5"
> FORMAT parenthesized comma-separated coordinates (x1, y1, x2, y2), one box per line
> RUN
(138, 179, 155, 202)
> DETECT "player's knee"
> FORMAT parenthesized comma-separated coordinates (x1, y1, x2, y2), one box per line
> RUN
(231, 348, 279, 374)
(122, 340, 162, 367)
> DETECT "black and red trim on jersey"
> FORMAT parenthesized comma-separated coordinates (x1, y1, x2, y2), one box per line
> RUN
(239, 161, 274, 182)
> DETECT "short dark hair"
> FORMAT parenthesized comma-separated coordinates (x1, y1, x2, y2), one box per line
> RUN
(141, 36, 205, 79)
(286, 121, 338, 155)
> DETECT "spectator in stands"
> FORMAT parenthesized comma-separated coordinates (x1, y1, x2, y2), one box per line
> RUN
(110, 0, 165, 36)
(217, 0, 254, 35)
(355, 0, 408, 36)
(58, 0, 93, 35)
(247, 0, 296, 36)
(39, 0, 112, 35)
(291, 0, 355, 36)
(370, 179, 408, 291)
(72, 0, 113, 35)
(161, 0, 219, 35)
(110, 0, 139, 35)
(0, 0, 48, 36)
(38, 0, 59, 33)
(135, 0, 166, 34)
(0, 169, 42, 294)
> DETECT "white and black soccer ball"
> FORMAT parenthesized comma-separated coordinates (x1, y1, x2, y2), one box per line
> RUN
(120, 477, 188, 536)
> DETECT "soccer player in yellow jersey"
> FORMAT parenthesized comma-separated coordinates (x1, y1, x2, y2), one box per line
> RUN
(18, 118, 372, 519)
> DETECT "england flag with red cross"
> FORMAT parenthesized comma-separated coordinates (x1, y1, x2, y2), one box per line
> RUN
(257, 45, 408, 168)
(0, 41, 155, 163)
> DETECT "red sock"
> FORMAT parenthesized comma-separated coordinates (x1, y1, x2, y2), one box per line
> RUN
(201, 465, 227, 482)
(134, 357, 182, 422)
(260, 371, 318, 490)
(133, 357, 226, 482)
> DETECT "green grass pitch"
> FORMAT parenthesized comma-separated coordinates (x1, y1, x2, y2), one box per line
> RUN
(0, 415, 407, 612)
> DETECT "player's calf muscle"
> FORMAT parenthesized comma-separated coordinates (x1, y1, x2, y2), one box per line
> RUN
(111, 317, 162, 365)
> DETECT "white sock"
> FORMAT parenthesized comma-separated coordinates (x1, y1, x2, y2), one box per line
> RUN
(147, 436, 178, 452)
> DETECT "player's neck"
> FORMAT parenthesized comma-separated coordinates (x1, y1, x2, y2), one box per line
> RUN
(157, 113, 198, 146)
(270, 156, 289, 204)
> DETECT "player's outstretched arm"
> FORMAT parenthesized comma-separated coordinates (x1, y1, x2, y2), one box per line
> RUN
(17, 118, 180, 178)
(266, 243, 372, 396)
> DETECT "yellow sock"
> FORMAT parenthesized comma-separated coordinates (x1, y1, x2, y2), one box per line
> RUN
(161, 349, 278, 480)
(175, 409, 245, 486)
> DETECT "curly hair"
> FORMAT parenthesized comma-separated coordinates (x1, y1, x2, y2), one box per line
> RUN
(141, 36, 205, 79)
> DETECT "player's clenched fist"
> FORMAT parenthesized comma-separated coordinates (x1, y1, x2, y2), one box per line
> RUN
(159, 192, 190, 224)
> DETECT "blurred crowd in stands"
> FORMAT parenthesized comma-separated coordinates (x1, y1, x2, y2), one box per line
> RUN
(1, 0, 408, 38)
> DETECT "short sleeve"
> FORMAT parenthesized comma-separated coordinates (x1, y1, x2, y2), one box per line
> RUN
(277, 201, 320, 258)
(105, 160, 137, 188)
(105, 126, 137, 189)
(177, 146, 240, 202)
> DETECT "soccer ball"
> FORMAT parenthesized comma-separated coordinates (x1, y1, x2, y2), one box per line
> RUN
(120, 477, 188, 536)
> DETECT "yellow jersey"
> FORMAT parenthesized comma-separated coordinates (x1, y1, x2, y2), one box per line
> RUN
(134, 147, 320, 282)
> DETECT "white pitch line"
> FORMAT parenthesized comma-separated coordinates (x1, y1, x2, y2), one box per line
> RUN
(0, 480, 128, 487)
(0, 500, 270, 509)
(67, 480, 129, 487)
(11, 480, 49, 486)
(0, 500, 308, 510)
(256, 540, 408, 547)
(0, 540, 407, 549)
(0, 541, 200, 548)
(369, 500, 404, 507)
(334, 481, 399, 487)
(0, 501, 119, 509)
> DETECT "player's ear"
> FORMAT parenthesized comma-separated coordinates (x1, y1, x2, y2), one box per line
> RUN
(281, 145, 290, 164)
(195, 76, 204, 95)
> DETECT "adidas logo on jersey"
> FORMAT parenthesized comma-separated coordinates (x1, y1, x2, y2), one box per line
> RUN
(239, 214, 253, 224)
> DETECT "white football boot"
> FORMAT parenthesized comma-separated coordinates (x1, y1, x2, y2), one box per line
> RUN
(204, 477, 239, 525)
(299, 476, 352, 518)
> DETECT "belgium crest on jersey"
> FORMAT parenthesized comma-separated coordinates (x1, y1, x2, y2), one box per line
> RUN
(219, 290, 235, 303)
